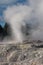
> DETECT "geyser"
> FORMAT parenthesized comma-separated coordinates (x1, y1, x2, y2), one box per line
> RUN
(3, 5, 33, 43)
(3, 0, 43, 43)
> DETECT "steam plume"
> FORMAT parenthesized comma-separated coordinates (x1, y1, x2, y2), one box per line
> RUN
(3, 0, 43, 42)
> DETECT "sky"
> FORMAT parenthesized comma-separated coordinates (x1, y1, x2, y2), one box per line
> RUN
(0, 0, 43, 42)
(0, 0, 27, 27)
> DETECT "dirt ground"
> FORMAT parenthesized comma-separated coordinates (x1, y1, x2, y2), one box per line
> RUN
(0, 41, 43, 65)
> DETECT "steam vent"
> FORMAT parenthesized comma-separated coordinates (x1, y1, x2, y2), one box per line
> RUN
(0, 0, 43, 65)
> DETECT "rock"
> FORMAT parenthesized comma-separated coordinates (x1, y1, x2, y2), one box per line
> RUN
(0, 41, 43, 65)
(7, 51, 19, 62)
(0, 63, 8, 65)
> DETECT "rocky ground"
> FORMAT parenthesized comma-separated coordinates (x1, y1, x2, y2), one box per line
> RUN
(0, 40, 43, 65)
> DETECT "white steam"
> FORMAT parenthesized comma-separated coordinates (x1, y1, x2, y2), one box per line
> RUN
(3, 5, 33, 42)
(3, 0, 43, 42)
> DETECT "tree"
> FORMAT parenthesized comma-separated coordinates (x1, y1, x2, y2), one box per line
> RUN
(0, 23, 12, 41)
(0, 25, 4, 40)
(4, 23, 12, 36)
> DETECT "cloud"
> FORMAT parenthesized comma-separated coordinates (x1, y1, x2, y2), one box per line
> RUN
(0, 0, 27, 5)
(3, 0, 43, 42)
(0, 0, 17, 5)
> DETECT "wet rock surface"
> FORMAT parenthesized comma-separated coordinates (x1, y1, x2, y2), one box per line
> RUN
(0, 41, 43, 65)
